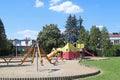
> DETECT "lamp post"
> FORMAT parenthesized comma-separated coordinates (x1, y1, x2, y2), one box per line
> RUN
(15, 39, 18, 57)
(16, 44, 17, 57)
(35, 43, 39, 72)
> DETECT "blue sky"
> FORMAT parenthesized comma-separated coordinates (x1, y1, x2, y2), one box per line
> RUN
(0, 0, 120, 40)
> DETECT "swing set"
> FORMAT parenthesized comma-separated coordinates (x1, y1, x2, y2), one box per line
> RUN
(21, 42, 56, 66)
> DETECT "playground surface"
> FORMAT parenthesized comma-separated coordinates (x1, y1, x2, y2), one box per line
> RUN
(0, 57, 101, 79)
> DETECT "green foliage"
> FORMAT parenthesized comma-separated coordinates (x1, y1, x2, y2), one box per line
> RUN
(79, 57, 120, 80)
(105, 47, 116, 56)
(89, 26, 101, 55)
(78, 26, 89, 47)
(78, 16, 83, 30)
(37, 24, 64, 53)
(0, 39, 13, 56)
(100, 27, 112, 56)
(0, 18, 7, 50)
(106, 45, 120, 56)
(64, 14, 78, 43)
(64, 15, 120, 57)
(88, 26, 116, 56)
(0, 18, 10, 56)
(0, 15, 119, 57)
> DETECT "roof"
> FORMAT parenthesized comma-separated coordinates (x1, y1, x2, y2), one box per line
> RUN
(61, 43, 83, 52)
(109, 33, 120, 37)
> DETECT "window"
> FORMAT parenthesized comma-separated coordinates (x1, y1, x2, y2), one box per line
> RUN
(66, 49, 68, 51)
(114, 40, 120, 44)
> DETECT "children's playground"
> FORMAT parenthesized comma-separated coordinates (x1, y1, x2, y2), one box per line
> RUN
(0, 42, 106, 80)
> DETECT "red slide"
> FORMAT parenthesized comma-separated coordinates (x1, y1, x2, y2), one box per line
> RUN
(84, 50, 96, 57)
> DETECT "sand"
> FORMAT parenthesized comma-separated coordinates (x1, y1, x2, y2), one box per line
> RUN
(0, 57, 100, 79)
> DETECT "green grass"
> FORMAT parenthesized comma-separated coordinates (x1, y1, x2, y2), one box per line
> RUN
(76, 57, 120, 80)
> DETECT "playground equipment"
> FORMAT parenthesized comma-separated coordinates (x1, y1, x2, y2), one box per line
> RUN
(84, 49, 96, 57)
(0, 56, 13, 65)
(20, 41, 96, 65)
(61, 43, 80, 59)
(61, 42, 96, 59)
(0, 42, 96, 65)
(21, 41, 61, 65)
(47, 49, 61, 59)
(21, 42, 49, 65)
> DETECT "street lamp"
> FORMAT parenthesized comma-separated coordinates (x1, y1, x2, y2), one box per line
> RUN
(14, 39, 19, 57)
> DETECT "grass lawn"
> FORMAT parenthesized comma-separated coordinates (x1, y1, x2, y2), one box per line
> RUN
(76, 57, 120, 80)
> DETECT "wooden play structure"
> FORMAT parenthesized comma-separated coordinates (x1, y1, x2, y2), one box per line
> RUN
(21, 42, 61, 65)
(0, 56, 13, 65)
(21, 42, 48, 65)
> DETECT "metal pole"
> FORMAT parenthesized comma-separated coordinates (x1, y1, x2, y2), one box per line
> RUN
(16, 45, 17, 57)
(35, 44, 38, 72)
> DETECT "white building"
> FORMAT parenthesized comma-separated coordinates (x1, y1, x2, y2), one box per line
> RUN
(13, 39, 32, 46)
(12, 38, 36, 52)
(109, 33, 120, 45)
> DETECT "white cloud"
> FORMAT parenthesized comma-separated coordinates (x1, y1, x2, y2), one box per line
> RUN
(96, 25, 104, 30)
(50, 0, 61, 6)
(34, 0, 44, 8)
(49, 1, 84, 14)
(17, 29, 39, 39)
(60, 28, 65, 33)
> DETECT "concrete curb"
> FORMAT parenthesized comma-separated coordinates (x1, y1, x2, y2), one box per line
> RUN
(0, 69, 100, 80)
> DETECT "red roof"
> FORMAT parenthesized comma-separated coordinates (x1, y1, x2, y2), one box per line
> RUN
(109, 33, 120, 37)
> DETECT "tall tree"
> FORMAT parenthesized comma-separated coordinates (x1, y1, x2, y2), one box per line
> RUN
(78, 16, 83, 33)
(65, 14, 72, 41)
(37, 24, 64, 53)
(0, 18, 7, 54)
(78, 16, 88, 45)
(101, 26, 112, 56)
(89, 26, 101, 55)
(78, 26, 89, 48)
(64, 14, 78, 43)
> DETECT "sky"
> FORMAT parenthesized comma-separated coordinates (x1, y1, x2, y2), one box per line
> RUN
(0, 0, 120, 40)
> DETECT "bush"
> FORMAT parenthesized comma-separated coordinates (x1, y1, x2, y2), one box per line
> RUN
(0, 49, 12, 56)
(104, 45, 120, 56)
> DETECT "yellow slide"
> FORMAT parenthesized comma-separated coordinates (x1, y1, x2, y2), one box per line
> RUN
(47, 50, 60, 59)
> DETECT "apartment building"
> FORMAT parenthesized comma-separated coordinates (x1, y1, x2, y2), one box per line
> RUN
(109, 33, 120, 45)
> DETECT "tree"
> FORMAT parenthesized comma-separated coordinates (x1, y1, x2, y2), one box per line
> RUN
(101, 27, 112, 56)
(78, 16, 83, 34)
(78, 16, 90, 47)
(89, 26, 101, 55)
(0, 18, 7, 56)
(78, 26, 89, 48)
(77, 16, 90, 50)
(37, 24, 64, 53)
(64, 14, 78, 43)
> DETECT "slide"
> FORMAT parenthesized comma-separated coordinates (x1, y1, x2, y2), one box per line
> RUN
(84, 50, 96, 57)
(47, 50, 61, 59)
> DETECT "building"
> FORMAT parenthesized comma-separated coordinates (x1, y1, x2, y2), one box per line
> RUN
(12, 38, 36, 56)
(109, 33, 120, 45)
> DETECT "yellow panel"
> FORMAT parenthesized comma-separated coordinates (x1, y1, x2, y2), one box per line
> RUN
(80, 44, 84, 48)
(61, 43, 79, 52)
(76, 44, 81, 48)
